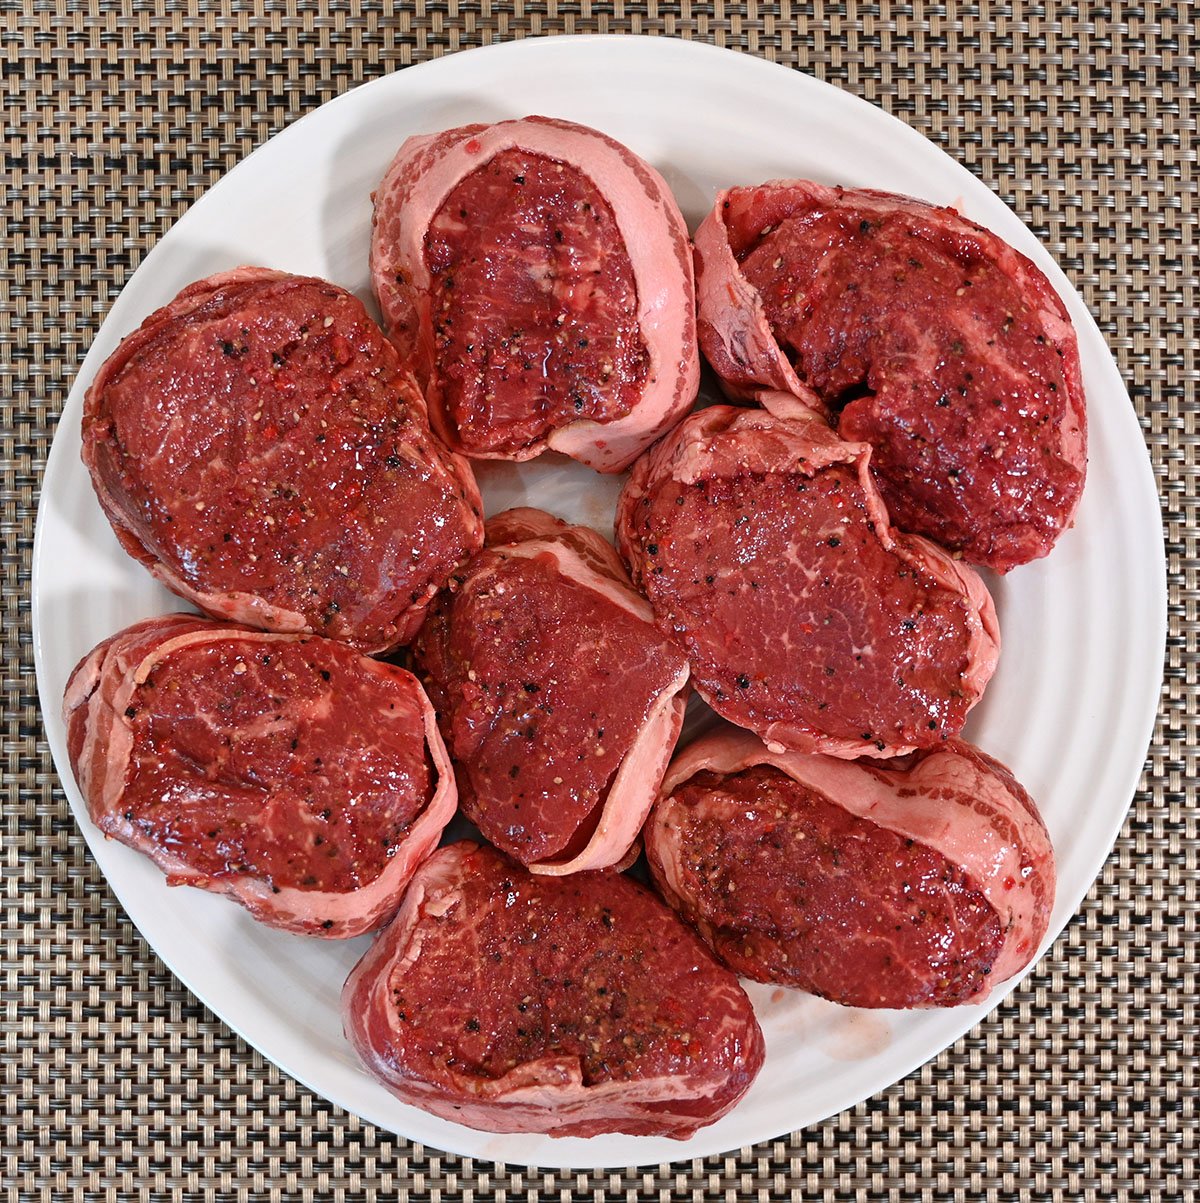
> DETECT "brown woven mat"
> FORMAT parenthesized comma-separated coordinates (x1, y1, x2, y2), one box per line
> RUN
(3, 2, 1193, 1198)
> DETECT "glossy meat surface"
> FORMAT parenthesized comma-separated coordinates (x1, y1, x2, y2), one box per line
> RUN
(413, 508, 688, 873)
(83, 267, 483, 652)
(426, 148, 648, 454)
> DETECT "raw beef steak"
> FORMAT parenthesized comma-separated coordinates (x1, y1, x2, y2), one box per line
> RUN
(693, 181, 1087, 571)
(615, 402, 999, 758)
(371, 116, 699, 471)
(83, 267, 484, 653)
(646, 726, 1056, 1008)
(413, 508, 689, 874)
(63, 614, 456, 937)
(342, 842, 765, 1137)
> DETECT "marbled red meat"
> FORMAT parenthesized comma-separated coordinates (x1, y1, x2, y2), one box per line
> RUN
(646, 726, 1056, 1007)
(62, 614, 456, 937)
(413, 508, 689, 873)
(342, 842, 764, 1137)
(616, 402, 999, 758)
(371, 116, 699, 471)
(425, 149, 648, 452)
(83, 267, 483, 653)
(693, 182, 1087, 571)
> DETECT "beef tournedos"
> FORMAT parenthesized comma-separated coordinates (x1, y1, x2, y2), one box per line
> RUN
(371, 116, 699, 471)
(645, 726, 1056, 1009)
(64, 114, 1089, 1143)
(616, 401, 1000, 758)
(343, 842, 765, 1138)
(63, 614, 456, 937)
(83, 266, 484, 653)
(693, 181, 1087, 572)
(413, 507, 690, 874)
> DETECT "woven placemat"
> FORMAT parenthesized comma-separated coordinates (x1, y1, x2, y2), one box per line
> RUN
(3, 3, 1193, 1199)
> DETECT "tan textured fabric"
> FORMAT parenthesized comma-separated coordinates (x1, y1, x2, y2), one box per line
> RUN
(2, 2, 1193, 1198)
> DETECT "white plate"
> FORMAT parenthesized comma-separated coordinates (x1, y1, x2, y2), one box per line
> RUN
(33, 35, 1165, 1169)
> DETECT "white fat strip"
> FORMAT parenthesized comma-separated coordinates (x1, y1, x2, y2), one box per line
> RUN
(498, 538, 653, 624)
(692, 190, 812, 405)
(531, 671, 688, 877)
